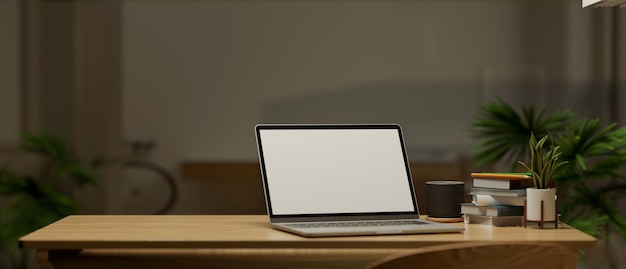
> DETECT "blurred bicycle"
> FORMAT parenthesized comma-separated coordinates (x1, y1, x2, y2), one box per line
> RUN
(96, 140, 178, 215)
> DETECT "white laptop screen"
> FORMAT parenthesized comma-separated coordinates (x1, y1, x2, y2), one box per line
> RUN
(256, 125, 417, 216)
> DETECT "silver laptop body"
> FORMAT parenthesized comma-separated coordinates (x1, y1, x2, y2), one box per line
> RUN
(255, 124, 464, 237)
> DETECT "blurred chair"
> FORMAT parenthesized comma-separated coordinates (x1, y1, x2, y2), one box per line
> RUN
(365, 242, 577, 269)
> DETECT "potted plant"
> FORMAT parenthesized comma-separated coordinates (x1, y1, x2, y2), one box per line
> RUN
(0, 132, 98, 268)
(517, 133, 568, 223)
(470, 97, 626, 239)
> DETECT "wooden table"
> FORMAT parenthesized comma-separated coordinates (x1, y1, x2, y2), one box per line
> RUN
(20, 215, 597, 269)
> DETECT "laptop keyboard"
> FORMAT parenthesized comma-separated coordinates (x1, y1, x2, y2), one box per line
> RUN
(284, 220, 429, 228)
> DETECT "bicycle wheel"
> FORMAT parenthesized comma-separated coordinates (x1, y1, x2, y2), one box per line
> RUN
(122, 160, 178, 215)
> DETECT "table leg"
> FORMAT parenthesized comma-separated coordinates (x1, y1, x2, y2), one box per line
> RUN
(36, 250, 54, 269)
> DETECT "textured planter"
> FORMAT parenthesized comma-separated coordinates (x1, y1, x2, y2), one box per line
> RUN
(526, 188, 557, 222)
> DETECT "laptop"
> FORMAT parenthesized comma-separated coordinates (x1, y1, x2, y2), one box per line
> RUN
(255, 124, 464, 237)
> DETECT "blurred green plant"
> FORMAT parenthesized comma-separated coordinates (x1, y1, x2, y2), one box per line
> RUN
(0, 132, 98, 268)
(470, 97, 626, 239)
(471, 97, 575, 170)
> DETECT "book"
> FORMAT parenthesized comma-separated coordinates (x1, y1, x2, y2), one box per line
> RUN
(460, 203, 524, 217)
(463, 214, 523, 227)
(472, 194, 525, 206)
(470, 172, 532, 180)
(583, 0, 626, 8)
(471, 172, 533, 190)
(473, 178, 534, 190)
(460, 203, 488, 215)
(468, 187, 526, 197)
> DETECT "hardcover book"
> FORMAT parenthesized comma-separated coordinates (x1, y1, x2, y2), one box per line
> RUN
(463, 214, 523, 227)
(470, 172, 532, 179)
(460, 203, 525, 217)
(468, 187, 527, 197)
(472, 194, 525, 206)
(472, 178, 534, 190)
(471, 172, 533, 190)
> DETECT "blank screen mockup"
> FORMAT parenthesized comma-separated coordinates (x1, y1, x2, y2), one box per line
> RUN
(258, 128, 416, 215)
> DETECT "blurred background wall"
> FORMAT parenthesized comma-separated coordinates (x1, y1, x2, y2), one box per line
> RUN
(1, 0, 625, 267)
(119, 0, 618, 214)
(0, 1, 20, 147)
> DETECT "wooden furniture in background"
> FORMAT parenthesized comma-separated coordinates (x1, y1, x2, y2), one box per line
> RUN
(182, 161, 261, 181)
(181, 159, 470, 214)
(20, 215, 596, 269)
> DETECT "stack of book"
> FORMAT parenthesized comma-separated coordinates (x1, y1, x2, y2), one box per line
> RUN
(462, 172, 532, 226)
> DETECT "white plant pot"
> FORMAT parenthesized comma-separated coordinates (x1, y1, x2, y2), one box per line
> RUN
(526, 188, 557, 222)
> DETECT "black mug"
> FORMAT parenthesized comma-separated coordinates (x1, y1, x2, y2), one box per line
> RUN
(425, 181, 465, 218)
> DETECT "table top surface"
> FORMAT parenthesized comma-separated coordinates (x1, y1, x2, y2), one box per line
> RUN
(19, 215, 597, 250)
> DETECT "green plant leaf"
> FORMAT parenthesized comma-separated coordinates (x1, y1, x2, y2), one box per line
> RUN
(21, 132, 69, 160)
(0, 168, 30, 194)
(470, 98, 574, 169)
(566, 209, 609, 238)
(1, 132, 100, 260)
